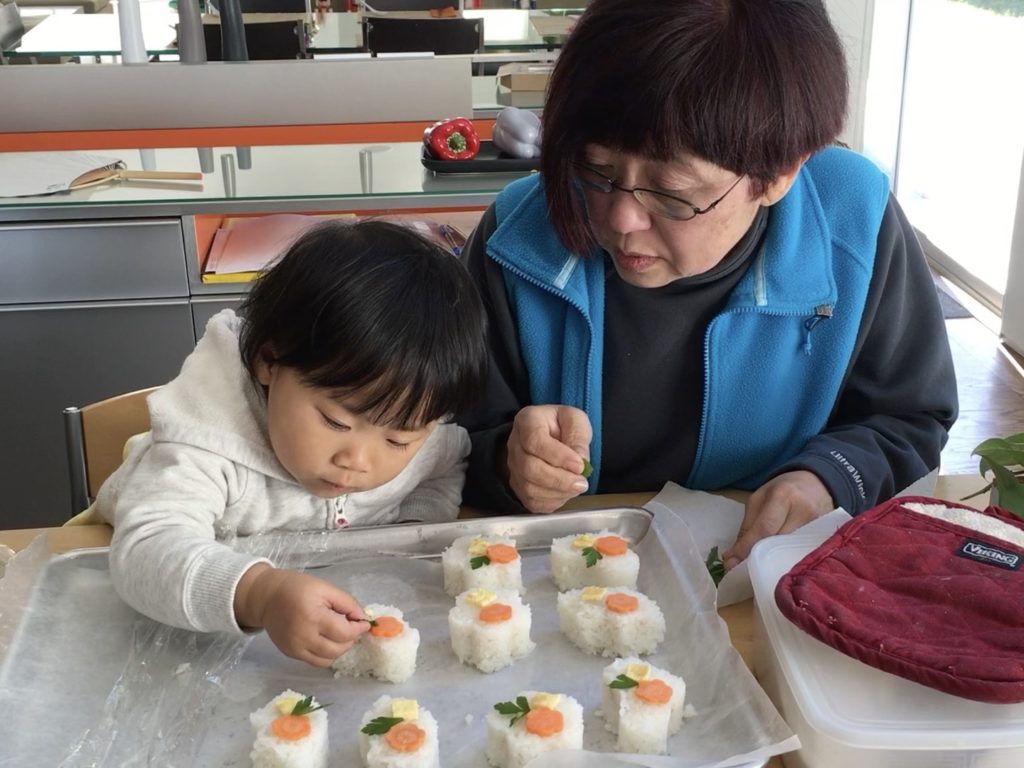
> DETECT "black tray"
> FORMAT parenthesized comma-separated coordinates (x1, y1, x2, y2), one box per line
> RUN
(420, 140, 540, 174)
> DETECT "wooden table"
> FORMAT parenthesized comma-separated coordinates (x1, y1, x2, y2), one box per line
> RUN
(0, 475, 986, 768)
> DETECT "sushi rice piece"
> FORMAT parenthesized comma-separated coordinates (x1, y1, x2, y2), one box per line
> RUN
(442, 534, 524, 597)
(449, 587, 535, 673)
(359, 695, 440, 768)
(601, 657, 686, 754)
(332, 603, 419, 684)
(250, 689, 329, 768)
(549, 530, 640, 590)
(557, 586, 665, 657)
(486, 690, 584, 768)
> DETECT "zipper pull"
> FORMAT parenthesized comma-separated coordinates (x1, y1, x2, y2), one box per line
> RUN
(803, 305, 833, 354)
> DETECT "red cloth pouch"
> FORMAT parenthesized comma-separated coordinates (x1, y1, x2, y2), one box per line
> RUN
(775, 495, 1024, 703)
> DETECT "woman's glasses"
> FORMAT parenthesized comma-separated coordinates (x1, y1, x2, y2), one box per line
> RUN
(573, 162, 745, 221)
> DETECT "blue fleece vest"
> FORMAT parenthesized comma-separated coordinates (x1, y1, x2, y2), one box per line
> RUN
(486, 147, 890, 492)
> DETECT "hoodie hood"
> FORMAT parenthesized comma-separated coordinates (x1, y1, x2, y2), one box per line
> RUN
(147, 310, 293, 484)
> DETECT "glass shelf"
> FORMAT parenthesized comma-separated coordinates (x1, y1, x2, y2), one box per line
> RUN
(0, 142, 536, 215)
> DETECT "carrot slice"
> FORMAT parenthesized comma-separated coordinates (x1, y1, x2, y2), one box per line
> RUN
(385, 721, 426, 753)
(635, 678, 673, 704)
(605, 592, 639, 614)
(525, 707, 564, 737)
(594, 535, 628, 557)
(479, 602, 513, 623)
(271, 714, 311, 742)
(485, 543, 519, 564)
(369, 615, 404, 638)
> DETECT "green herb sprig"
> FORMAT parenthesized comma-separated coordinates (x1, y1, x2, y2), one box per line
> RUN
(706, 546, 726, 587)
(581, 546, 603, 568)
(291, 696, 329, 716)
(608, 674, 639, 690)
(581, 458, 593, 479)
(361, 716, 403, 735)
(470, 555, 491, 569)
(494, 696, 531, 726)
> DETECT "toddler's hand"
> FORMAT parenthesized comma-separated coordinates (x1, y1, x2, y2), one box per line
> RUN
(235, 564, 370, 667)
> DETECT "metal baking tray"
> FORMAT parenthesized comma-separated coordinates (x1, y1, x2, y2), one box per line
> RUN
(0, 507, 779, 767)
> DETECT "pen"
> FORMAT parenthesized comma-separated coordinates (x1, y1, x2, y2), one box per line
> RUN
(439, 223, 462, 256)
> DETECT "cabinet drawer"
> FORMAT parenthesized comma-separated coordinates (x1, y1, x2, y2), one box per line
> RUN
(0, 219, 188, 303)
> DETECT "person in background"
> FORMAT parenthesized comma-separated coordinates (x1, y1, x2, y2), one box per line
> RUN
(458, 0, 958, 568)
(97, 221, 488, 666)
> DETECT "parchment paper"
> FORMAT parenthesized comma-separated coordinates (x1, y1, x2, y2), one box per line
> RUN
(0, 506, 796, 767)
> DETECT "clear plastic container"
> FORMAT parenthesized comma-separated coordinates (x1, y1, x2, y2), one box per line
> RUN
(748, 532, 1024, 768)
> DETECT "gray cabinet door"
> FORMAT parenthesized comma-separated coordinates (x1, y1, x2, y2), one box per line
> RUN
(0, 300, 196, 530)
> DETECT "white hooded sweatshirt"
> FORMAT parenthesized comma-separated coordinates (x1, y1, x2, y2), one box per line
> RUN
(96, 311, 470, 634)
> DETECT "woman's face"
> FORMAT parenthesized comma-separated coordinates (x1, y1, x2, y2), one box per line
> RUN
(579, 145, 788, 288)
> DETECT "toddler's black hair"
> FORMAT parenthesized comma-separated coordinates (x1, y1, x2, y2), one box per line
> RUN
(239, 219, 488, 429)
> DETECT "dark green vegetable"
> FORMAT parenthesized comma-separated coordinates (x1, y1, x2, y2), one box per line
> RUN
(361, 716, 403, 735)
(706, 546, 726, 587)
(494, 696, 531, 726)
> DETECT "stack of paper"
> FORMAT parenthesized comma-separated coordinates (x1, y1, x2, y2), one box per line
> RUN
(200, 211, 484, 284)
(0, 152, 124, 198)
(202, 214, 339, 283)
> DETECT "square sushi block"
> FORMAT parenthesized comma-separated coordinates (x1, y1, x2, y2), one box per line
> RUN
(557, 586, 665, 657)
(359, 695, 440, 768)
(442, 534, 523, 597)
(486, 690, 584, 768)
(449, 587, 535, 673)
(601, 657, 686, 754)
(332, 603, 419, 684)
(250, 689, 329, 768)
(550, 531, 640, 590)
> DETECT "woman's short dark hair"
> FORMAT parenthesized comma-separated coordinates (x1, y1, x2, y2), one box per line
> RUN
(543, 0, 849, 254)
(239, 220, 488, 429)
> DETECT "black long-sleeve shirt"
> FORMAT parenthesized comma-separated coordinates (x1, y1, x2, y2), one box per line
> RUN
(457, 195, 958, 516)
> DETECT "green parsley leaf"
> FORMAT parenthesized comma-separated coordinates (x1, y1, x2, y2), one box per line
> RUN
(609, 674, 639, 690)
(470, 555, 491, 570)
(581, 458, 593, 479)
(581, 546, 603, 568)
(291, 696, 329, 716)
(494, 696, 531, 726)
(360, 716, 403, 735)
(706, 546, 726, 587)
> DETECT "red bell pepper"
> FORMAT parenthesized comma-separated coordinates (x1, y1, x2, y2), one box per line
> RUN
(424, 117, 481, 161)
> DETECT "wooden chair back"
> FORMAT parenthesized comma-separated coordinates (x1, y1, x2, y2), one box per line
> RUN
(63, 387, 158, 516)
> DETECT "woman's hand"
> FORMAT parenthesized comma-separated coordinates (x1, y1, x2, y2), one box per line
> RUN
(505, 405, 592, 514)
(722, 470, 835, 568)
(234, 564, 370, 667)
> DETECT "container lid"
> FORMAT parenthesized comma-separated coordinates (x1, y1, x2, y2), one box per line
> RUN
(748, 532, 1024, 750)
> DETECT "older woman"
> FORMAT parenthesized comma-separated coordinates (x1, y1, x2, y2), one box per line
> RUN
(459, 0, 957, 567)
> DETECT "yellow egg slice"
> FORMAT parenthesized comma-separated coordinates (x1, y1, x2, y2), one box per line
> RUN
(465, 587, 498, 607)
(581, 586, 607, 602)
(391, 698, 419, 721)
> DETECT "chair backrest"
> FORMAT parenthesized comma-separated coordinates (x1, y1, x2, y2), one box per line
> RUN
(0, 2, 27, 61)
(202, 18, 303, 60)
(364, 16, 481, 56)
(63, 387, 158, 516)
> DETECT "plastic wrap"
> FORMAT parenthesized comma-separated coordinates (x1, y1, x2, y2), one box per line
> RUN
(0, 506, 796, 767)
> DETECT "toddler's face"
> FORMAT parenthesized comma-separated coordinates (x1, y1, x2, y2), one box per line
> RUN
(256, 362, 436, 498)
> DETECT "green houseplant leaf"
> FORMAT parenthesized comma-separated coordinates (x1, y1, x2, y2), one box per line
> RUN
(964, 433, 1024, 518)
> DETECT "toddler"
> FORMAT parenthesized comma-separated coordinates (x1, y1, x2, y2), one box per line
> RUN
(97, 220, 488, 667)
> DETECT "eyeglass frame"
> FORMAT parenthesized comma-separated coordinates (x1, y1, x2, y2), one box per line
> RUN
(572, 161, 746, 222)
